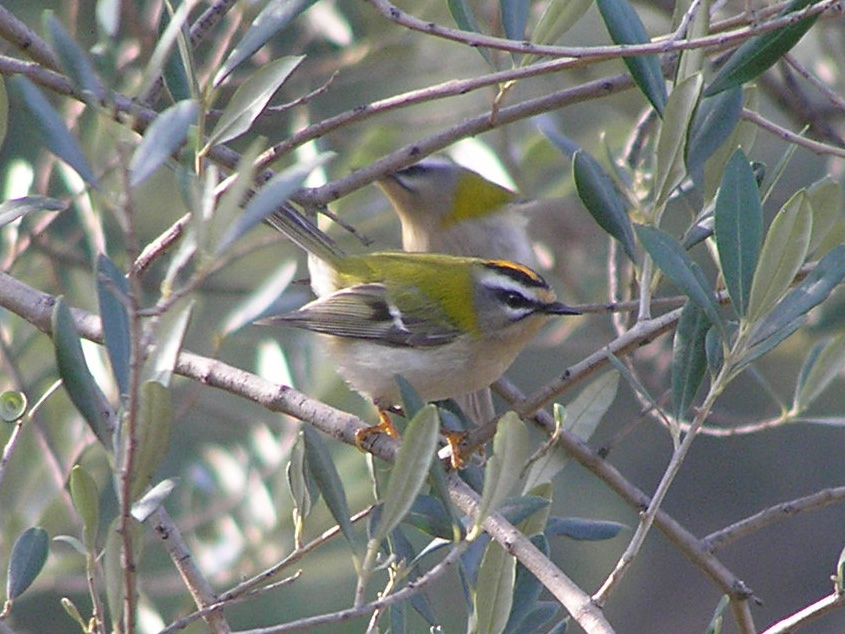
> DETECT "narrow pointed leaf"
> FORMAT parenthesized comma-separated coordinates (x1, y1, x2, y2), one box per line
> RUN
(473, 412, 529, 535)
(747, 190, 812, 322)
(0, 196, 66, 228)
(672, 302, 711, 421)
(501, 0, 531, 41)
(573, 149, 636, 261)
(747, 245, 845, 351)
(11, 77, 99, 188)
(96, 254, 131, 397)
(596, 0, 667, 115)
(45, 12, 103, 100)
(220, 259, 297, 336)
(525, 372, 618, 488)
(372, 405, 440, 545)
(144, 296, 194, 387)
(545, 517, 626, 540)
(396, 374, 425, 421)
(703, 88, 759, 200)
(714, 149, 763, 316)
(686, 86, 742, 177)
(129, 99, 198, 187)
(704, 0, 821, 96)
(636, 224, 721, 325)
(6, 527, 49, 601)
(509, 603, 560, 634)
(807, 178, 842, 256)
(52, 297, 111, 444)
(215, 0, 319, 86)
(505, 534, 548, 633)
(706, 595, 731, 634)
(654, 73, 703, 206)
(0, 76, 8, 151)
(70, 465, 100, 550)
(207, 56, 304, 149)
(794, 333, 845, 412)
(287, 432, 313, 541)
(130, 381, 173, 501)
(130, 478, 177, 522)
(530, 0, 592, 47)
(216, 153, 333, 255)
(448, 0, 493, 64)
(303, 425, 357, 549)
(474, 540, 516, 634)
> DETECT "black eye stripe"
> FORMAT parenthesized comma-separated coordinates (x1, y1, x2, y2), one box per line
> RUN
(495, 289, 535, 310)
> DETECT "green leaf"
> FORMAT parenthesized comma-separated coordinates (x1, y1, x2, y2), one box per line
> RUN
(793, 333, 845, 412)
(396, 375, 425, 421)
(6, 527, 49, 602)
(705, 595, 730, 634)
(303, 425, 357, 549)
(135, 0, 193, 99)
(96, 254, 131, 398)
(0, 390, 27, 422)
(703, 87, 759, 200)
(635, 224, 721, 326)
(474, 540, 516, 634)
(530, 0, 592, 48)
(746, 245, 845, 352)
(216, 153, 333, 255)
(807, 178, 843, 256)
(129, 99, 198, 187)
(674, 0, 710, 83)
(144, 295, 194, 387)
(672, 302, 711, 421)
(129, 381, 173, 502)
(500, 0, 531, 41)
(45, 12, 103, 100)
(704, 0, 821, 96)
(654, 73, 703, 206)
(220, 260, 297, 337)
(0, 75, 8, 152)
(508, 603, 560, 634)
(747, 190, 813, 322)
(572, 149, 636, 261)
(473, 412, 529, 536)
(52, 297, 111, 445)
(215, 0, 320, 86)
(287, 431, 313, 543)
(525, 372, 618, 489)
(448, 0, 493, 65)
(130, 478, 177, 522)
(69, 465, 100, 550)
(11, 76, 99, 188)
(714, 149, 763, 316)
(596, 0, 667, 115)
(371, 405, 439, 547)
(404, 495, 455, 540)
(545, 517, 627, 540)
(686, 87, 743, 178)
(0, 196, 66, 228)
(96, 0, 120, 37)
(206, 56, 304, 150)
(504, 534, 548, 633)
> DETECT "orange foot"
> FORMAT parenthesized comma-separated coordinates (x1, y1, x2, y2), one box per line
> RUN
(355, 409, 400, 451)
(443, 430, 469, 470)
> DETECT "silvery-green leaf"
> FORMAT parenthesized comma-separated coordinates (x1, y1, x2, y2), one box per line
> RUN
(129, 99, 198, 187)
(70, 465, 100, 550)
(6, 527, 49, 602)
(130, 381, 173, 502)
(747, 190, 812, 322)
(654, 73, 702, 206)
(130, 478, 177, 522)
(206, 56, 304, 149)
(793, 333, 845, 413)
(807, 178, 842, 256)
(45, 12, 103, 100)
(11, 77, 99, 188)
(0, 196, 66, 228)
(371, 404, 439, 546)
(545, 517, 627, 540)
(96, 254, 131, 398)
(473, 412, 529, 536)
(215, 0, 320, 86)
(714, 149, 762, 317)
(473, 540, 516, 634)
(672, 302, 711, 421)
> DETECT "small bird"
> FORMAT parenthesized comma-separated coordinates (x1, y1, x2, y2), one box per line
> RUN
(377, 157, 541, 424)
(259, 207, 578, 445)
(376, 157, 539, 269)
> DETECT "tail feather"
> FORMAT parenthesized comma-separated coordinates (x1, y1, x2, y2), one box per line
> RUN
(265, 205, 346, 268)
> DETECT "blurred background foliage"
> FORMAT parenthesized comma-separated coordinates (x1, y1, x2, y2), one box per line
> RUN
(0, 0, 844, 633)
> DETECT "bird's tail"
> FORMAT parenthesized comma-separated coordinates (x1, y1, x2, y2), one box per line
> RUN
(265, 204, 346, 269)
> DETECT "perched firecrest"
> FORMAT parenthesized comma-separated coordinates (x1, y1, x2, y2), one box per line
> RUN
(377, 157, 544, 423)
(260, 208, 578, 412)
(376, 156, 538, 268)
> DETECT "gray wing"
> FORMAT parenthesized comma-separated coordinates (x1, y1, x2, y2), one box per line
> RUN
(263, 283, 462, 348)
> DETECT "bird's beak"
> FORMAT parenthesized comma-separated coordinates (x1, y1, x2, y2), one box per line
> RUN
(544, 302, 580, 315)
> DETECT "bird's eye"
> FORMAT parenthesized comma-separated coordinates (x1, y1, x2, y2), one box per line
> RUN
(498, 290, 532, 309)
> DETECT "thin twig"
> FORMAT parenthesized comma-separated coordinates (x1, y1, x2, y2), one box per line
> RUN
(760, 589, 845, 634)
(152, 507, 232, 634)
(741, 108, 845, 158)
